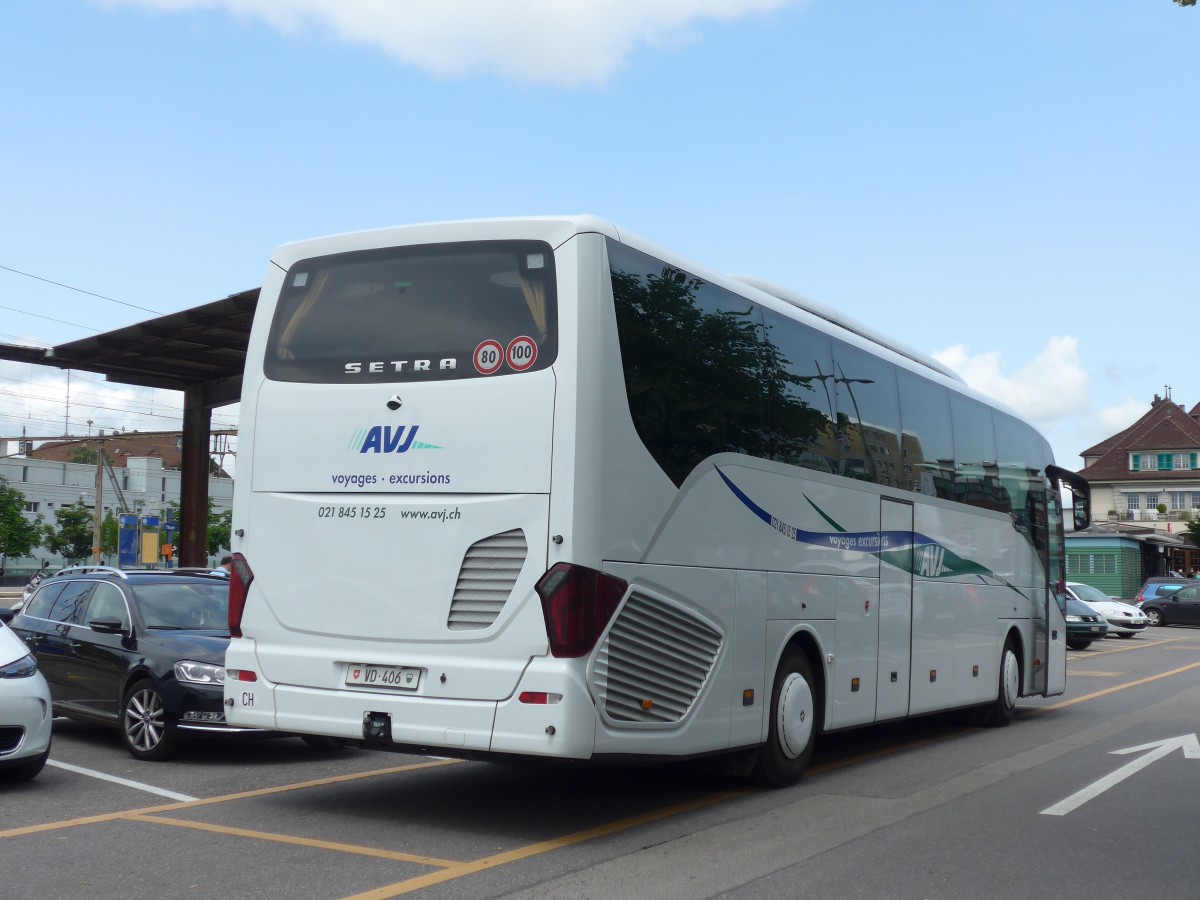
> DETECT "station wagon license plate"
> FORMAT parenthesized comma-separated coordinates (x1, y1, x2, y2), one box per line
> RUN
(346, 664, 421, 690)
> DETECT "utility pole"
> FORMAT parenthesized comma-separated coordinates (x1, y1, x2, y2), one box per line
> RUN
(92, 439, 104, 565)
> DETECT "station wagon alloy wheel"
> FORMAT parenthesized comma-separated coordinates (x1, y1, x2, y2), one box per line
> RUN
(123, 680, 179, 761)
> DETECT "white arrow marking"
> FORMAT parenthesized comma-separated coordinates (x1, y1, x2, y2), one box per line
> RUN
(1040, 733, 1200, 816)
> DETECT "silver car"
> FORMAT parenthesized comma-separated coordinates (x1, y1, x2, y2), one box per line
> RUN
(0, 620, 53, 782)
(1065, 582, 1149, 638)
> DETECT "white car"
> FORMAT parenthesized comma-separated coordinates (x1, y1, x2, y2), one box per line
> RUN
(0, 620, 53, 782)
(1065, 582, 1149, 638)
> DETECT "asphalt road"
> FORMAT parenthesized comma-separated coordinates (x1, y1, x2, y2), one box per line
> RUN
(5, 627, 1200, 900)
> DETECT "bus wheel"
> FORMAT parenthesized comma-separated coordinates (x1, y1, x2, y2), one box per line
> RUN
(751, 650, 817, 788)
(986, 639, 1020, 727)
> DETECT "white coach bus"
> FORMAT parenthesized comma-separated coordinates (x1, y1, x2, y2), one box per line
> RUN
(224, 215, 1090, 786)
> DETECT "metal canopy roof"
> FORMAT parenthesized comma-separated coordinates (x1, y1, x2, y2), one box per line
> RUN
(0, 288, 260, 568)
(0, 288, 259, 406)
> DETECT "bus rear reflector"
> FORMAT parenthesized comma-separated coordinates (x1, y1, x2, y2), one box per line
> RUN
(535, 563, 628, 658)
(518, 691, 562, 705)
(228, 553, 254, 638)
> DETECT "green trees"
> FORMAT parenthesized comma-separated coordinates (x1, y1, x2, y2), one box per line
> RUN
(207, 504, 232, 557)
(45, 501, 96, 564)
(0, 476, 44, 563)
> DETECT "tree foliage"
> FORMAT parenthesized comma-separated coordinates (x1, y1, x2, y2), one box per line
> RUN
(45, 501, 96, 564)
(100, 511, 119, 558)
(66, 445, 99, 465)
(1183, 518, 1200, 550)
(0, 476, 44, 560)
(207, 505, 232, 557)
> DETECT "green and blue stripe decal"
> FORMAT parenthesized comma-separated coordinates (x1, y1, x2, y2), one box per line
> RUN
(715, 465, 997, 582)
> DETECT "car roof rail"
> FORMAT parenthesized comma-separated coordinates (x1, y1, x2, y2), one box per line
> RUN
(49, 565, 128, 580)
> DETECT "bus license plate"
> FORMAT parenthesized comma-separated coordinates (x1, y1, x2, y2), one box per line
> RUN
(346, 664, 421, 690)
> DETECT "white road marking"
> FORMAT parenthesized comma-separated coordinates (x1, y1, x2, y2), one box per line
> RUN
(1040, 733, 1200, 816)
(46, 760, 198, 802)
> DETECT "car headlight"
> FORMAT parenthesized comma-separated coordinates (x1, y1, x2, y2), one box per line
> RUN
(1065, 615, 1082, 622)
(174, 660, 226, 685)
(0, 654, 38, 679)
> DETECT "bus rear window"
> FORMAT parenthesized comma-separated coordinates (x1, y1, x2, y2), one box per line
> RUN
(264, 240, 557, 383)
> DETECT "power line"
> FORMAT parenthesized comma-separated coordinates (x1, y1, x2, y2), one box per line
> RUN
(0, 303, 101, 333)
(0, 263, 164, 315)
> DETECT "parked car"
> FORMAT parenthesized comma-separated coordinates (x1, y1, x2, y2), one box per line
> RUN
(1140, 582, 1200, 628)
(8, 566, 259, 761)
(1062, 595, 1108, 650)
(1134, 577, 1192, 607)
(1065, 582, 1148, 638)
(0, 620, 53, 782)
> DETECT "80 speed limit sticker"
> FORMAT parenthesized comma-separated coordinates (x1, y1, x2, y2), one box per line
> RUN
(506, 336, 538, 372)
(473, 339, 504, 375)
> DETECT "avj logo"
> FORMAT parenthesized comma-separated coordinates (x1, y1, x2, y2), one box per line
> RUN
(348, 426, 443, 454)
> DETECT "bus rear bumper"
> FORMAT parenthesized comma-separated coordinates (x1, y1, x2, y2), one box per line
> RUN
(225, 653, 598, 759)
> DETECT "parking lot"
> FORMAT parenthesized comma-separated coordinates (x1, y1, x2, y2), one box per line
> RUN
(6, 627, 1200, 900)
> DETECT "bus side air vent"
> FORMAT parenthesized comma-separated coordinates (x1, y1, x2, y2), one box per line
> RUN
(592, 593, 723, 724)
(447, 529, 528, 631)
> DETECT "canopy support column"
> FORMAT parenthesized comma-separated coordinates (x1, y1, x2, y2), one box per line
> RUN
(180, 386, 211, 568)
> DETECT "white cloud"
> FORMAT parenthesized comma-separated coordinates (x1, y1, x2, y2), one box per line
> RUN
(932, 335, 1090, 427)
(93, 0, 796, 85)
(0, 359, 232, 446)
(1097, 398, 1148, 435)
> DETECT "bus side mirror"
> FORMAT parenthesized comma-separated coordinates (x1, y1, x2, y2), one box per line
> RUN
(1072, 495, 1089, 532)
(1048, 465, 1091, 531)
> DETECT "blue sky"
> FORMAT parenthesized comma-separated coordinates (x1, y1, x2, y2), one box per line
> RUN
(1, 0, 1196, 472)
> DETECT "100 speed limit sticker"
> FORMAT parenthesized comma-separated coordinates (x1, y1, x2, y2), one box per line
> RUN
(473, 336, 538, 375)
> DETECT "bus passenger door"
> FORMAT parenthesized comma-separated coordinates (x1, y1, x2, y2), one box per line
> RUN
(876, 498, 913, 721)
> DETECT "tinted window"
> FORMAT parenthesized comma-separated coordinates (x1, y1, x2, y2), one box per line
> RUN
(609, 240, 767, 486)
(265, 241, 557, 383)
(86, 583, 130, 630)
(949, 393, 1006, 511)
(831, 341, 901, 487)
(47, 581, 94, 624)
(23, 582, 66, 620)
(761, 309, 836, 473)
(1070, 583, 1111, 605)
(131, 582, 229, 630)
(897, 370, 955, 500)
(995, 410, 1048, 536)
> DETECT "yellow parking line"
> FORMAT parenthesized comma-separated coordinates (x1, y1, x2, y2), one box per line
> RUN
(127, 814, 462, 868)
(1067, 671, 1123, 677)
(0, 758, 460, 840)
(1041, 660, 1200, 710)
(339, 790, 749, 900)
(1080, 636, 1189, 656)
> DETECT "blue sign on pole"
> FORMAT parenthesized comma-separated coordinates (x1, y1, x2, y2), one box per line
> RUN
(118, 528, 138, 568)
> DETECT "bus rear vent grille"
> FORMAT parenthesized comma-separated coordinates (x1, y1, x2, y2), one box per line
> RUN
(447, 529, 528, 630)
(593, 593, 722, 724)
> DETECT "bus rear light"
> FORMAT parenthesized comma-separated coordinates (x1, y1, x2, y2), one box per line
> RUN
(518, 691, 562, 705)
(227, 669, 258, 683)
(535, 563, 628, 658)
(228, 552, 254, 638)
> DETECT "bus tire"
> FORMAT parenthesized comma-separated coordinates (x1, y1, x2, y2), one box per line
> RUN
(986, 639, 1020, 727)
(751, 649, 818, 788)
